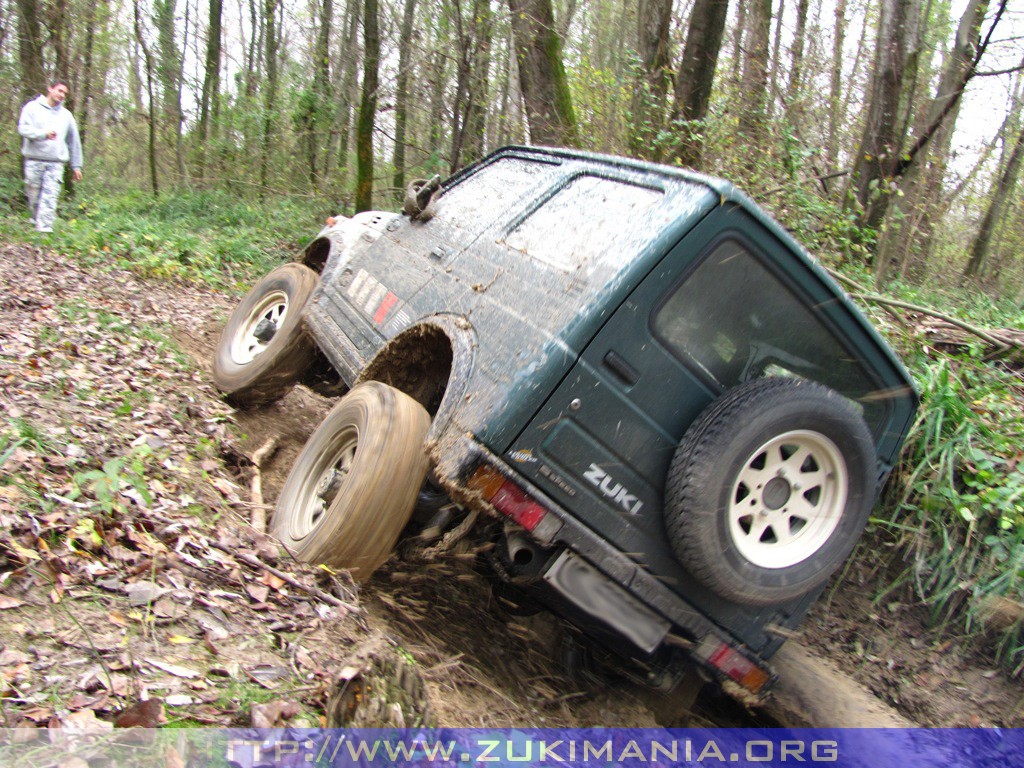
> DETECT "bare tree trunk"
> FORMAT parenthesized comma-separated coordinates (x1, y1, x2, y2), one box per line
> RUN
(463, 0, 493, 164)
(737, 0, 771, 150)
(507, 0, 578, 147)
(770, 0, 785, 112)
(304, 0, 333, 190)
(850, 0, 918, 230)
(425, 46, 445, 160)
(856, 0, 1007, 234)
(786, 0, 810, 123)
(197, 0, 222, 177)
(79, 0, 109, 152)
(496, 28, 513, 146)
(964, 122, 1024, 279)
(392, 0, 417, 198)
(877, 0, 990, 283)
(15, 0, 46, 99)
(336, 0, 362, 189)
(175, 0, 191, 181)
(133, 0, 160, 197)
(825, 0, 848, 172)
(448, 0, 472, 171)
(50, 0, 68, 86)
(258, 0, 280, 197)
(730, 0, 745, 85)
(630, 0, 672, 160)
(671, 0, 729, 168)
(355, 0, 379, 212)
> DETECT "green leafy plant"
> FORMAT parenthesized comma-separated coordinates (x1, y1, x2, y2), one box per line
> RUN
(70, 448, 155, 516)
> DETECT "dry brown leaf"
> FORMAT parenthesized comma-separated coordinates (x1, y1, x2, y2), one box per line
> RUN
(0, 595, 26, 610)
(63, 708, 113, 731)
(17, 706, 53, 722)
(260, 572, 286, 591)
(0, 649, 31, 666)
(146, 658, 200, 678)
(251, 700, 301, 728)
(295, 647, 315, 670)
(114, 698, 166, 728)
(245, 584, 270, 603)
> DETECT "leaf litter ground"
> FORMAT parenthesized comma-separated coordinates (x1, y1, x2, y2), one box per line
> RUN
(0, 240, 1020, 730)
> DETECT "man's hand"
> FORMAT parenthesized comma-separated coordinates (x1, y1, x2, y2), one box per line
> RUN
(46, 131, 57, 140)
(72, 169, 83, 182)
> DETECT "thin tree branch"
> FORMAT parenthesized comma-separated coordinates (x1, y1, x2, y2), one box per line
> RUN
(975, 63, 1024, 77)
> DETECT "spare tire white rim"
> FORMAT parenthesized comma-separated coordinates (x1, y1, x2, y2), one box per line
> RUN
(729, 429, 848, 569)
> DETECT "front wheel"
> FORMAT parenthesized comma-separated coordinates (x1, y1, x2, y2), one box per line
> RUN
(272, 382, 431, 578)
(213, 263, 318, 407)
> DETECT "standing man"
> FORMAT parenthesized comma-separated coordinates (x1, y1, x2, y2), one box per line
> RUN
(18, 81, 83, 233)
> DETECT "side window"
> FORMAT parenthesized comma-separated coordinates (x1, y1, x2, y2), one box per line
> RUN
(652, 239, 885, 430)
(503, 174, 665, 272)
(434, 157, 550, 227)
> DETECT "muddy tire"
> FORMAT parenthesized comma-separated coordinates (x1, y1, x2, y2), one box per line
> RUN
(272, 382, 431, 578)
(665, 378, 875, 606)
(213, 263, 318, 407)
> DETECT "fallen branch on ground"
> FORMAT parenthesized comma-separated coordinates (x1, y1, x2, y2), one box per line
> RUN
(249, 437, 279, 533)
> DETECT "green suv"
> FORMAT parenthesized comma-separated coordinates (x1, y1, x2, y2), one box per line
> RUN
(213, 146, 917, 698)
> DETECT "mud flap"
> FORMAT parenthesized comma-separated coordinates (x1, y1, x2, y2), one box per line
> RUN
(543, 551, 670, 653)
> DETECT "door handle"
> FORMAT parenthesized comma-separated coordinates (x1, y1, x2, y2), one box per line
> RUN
(603, 351, 640, 386)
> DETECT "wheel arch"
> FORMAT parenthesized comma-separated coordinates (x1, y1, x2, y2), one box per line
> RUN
(299, 237, 332, 274)
(356, 315, 475, 442)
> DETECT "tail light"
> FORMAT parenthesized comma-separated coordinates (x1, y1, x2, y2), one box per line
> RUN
(467, 465, 548, 532)
(695, 636, 771, 695)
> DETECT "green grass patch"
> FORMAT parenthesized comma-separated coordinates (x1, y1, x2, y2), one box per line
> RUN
(1, 184, 318, 290)
(875, 348, 1024, 665)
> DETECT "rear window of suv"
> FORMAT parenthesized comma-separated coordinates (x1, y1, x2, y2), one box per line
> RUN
(652, 239, 887, 432)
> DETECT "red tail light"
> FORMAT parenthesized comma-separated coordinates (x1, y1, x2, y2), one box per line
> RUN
(468, 465, 548, 532)
(696, 637, 771, 694)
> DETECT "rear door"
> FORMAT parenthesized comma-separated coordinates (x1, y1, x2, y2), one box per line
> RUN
(506, 210, 729, 576)
(508, 204, 891, 581)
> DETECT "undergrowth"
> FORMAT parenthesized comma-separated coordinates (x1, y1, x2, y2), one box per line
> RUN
(873, 345, 1024, 670)
(0, 183, 318, 289)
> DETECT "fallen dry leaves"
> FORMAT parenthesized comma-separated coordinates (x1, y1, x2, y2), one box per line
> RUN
(0, 243, 358, 729)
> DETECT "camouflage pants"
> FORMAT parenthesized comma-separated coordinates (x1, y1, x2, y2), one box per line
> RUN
(24, 160, 64, 232)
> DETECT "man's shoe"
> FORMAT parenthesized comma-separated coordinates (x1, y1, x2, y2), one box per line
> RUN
(36, 227, 52, 233)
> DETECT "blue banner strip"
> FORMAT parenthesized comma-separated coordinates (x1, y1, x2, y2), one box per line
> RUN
(0, 728, 1019, 767)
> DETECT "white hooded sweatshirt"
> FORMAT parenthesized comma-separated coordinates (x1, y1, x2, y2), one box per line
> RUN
(18, 95, 83, 169)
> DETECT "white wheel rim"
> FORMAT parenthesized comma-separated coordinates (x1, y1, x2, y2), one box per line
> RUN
(289, 427, 358, 541)
(728, 429, 848, 569)
(230, 290, 289, 365)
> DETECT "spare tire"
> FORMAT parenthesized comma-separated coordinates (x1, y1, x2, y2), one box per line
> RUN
(213, 263, 318, 407)
(665, 377, 876, 606)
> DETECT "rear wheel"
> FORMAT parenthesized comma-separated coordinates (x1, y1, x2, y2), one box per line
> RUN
(213, 263, 318, 407)
(272, 382, 431, 578)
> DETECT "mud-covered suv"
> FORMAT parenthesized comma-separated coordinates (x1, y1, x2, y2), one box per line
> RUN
(213, 146, 917, 698)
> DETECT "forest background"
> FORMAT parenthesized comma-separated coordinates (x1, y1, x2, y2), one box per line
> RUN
(2, 0, 1024, 673)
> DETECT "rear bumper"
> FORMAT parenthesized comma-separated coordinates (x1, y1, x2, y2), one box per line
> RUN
(449, 438, 775, 696)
